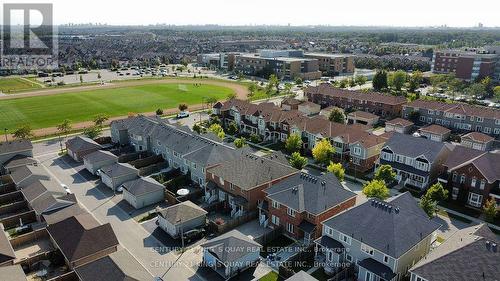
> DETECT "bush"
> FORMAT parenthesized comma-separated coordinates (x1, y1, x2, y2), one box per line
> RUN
(156, 108, 164, 115)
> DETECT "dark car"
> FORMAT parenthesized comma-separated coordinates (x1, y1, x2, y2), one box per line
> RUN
(182, 228, 205, 243)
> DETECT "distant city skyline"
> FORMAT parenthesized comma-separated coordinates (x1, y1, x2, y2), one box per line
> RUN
(1, 0, 499, 27)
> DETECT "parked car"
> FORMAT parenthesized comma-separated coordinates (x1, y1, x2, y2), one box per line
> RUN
(177, 111, 190, 118)
(61, 184, 72, 194)
(182, 228, 205, 243)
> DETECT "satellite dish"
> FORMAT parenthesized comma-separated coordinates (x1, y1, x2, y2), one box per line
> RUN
(177, 188, 189, 196)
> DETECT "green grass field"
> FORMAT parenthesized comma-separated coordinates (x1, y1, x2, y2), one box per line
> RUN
(0, 78, 42, 93)
(0, 83, 234, 130)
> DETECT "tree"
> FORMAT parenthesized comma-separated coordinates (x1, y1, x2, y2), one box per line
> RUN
(389, 70, 407, 92)
(312, 139, 335, 165)
(268, 74, 279, 93)
(227, 121, 238, 135)
(57, 119, 72, 137)
(327, 162, 345, 181)
(283, 83, 293, 96)
(178, 103, 188, 111)
(355, 75, 367, 86)
(493, 86, 500, 102)
(234, 137, 246, 148)
(372, 70, 388, 91)
(483, 196, 498, 223)
(374, 165, 396, 184)
(289, 152, 308, 170)
(248, 83, 257, 97)
(13, 124, 34, 140)
(209, 123, 225, 139)
(348, 78, 356, 88)
(362, 180, 390, 200)
(465, 83, 486, 98)
(97, 72, 102, 79)
(83, 126, 101, 139)
(338, 79, 348, 88)
(93, 114, 109, 127)
(294, 77, 303, 85)
(192, 123, 204, 134)
(285, 133, 303, 153)
(426, 182, 449, 202)
(408, 71, 423, 92)
(156, 108, 164, 116)
(205, 97, 218, 108)
(420, 194, 437, 218)
(328, 108, 345, 123)
(249, 133, 262, 143)
(79, 75, 83, 83)
(227, 92, 237, 99)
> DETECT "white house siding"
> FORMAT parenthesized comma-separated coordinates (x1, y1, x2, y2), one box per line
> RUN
(123, 189, 164, 209)
(84, 158, 117, 175)
(158, 215, 206, 238)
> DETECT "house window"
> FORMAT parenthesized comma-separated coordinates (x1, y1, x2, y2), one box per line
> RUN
(383, 255, 391, 264)
(327, 250, 334, 262)
(471, 178, 476, 188)
(339, 233, 351, 245)
(271, 215, 280, 226)
(287, 223, 294, 234)
(452, 187, 459, 200)
(476, 117, 484, 122)
(361, 243, 374, 256)
(272, 200, 280, 209)
(353, 147, 362, 156)
(325, 226, 333, 236)
(346, 254, 352, 262)
(483, 127, 491, 134)
(480, 180, 485, 190)
(287, 208, 296, 217)
(452, 173, 457, 182)
(230, 183, 234, 191)
(460, 175, 466, 184)
(468, 192, 483, 208)
(365, 271, 372, 281)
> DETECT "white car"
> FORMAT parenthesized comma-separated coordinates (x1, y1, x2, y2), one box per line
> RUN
(177, 111, 190, 118)
(61, 184, 72, 194)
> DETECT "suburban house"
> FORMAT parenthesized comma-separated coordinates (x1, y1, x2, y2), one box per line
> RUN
(157, 200, 207, 238)
(315, 192, 441, 281)
(385, 118, 414, 134)
(347, 111, 380, 127)
(261, 172, 356, 244)
(74, 249, 153, 281)
(0, 139, 33, 167)
(99, 162, 139, 190)
(377, 133, 454, 190)
(201, 230, 262, 280)
(439, 146, 500, 208)
(402, 100, 500, 137)
(46, 213, 119, 268)
(10, 164, 51, 188)
(418, 124, 451, 142)
(205, 153, 298, 218)
(409, 224, 499, 281)
(305, 84, 407, 118)
(460, 131, 495, 151)
(1, 155, 37, 174)
(286, 271, 318, 281)
(281, 98, 304, 111)
(66, 136, 103, 162)
(298, 101, 321, 116)
(348, 133, 388, 173)
(110, 115, 240, 187)
(0, 265, 27, 280)
(0, 224, 16, 266)
(83, 150, 118, 175)
(42, 203, 87, 226)
(121, 177, 165, 209)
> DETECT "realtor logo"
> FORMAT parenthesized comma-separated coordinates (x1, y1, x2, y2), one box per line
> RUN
(1, 3, 58, 70)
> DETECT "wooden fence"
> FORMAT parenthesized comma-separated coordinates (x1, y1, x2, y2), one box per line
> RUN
(0, 210, 36, 230)
(208, 211, 257, 234)
(0, 191, 23, 206)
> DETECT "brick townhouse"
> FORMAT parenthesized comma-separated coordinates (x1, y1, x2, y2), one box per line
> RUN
(260, 172, 356, 245)
(402, 100, 500, 137)
(305, 84, 407, 119)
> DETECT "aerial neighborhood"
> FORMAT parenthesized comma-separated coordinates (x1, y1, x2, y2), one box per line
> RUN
(0, 20, 500, 281)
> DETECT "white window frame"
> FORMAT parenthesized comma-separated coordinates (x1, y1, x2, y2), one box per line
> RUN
(271, 215, 280, 226)
(272, 200, 280, 209)
(361, 243, 374, 256)
(287, 223, 294, 234)
(339, 233, 351, 245)
(468, 192, 483, 208)
(287, 207, 296, 217)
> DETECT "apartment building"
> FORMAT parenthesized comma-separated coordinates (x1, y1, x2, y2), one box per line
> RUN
(260, 172, 356, 244)
(305, 84, 407, 119)
(402, 100, 500, 137)
(432, 49, 499, 81)
(439, 146, 500, 209)
(377, 133, 454, 190)
(304, 53, 355, 76)
(315, 193, 440, 281)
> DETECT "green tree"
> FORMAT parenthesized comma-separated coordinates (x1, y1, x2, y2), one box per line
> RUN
(483, 196, 498, 223)
(374, 165, 396, 184)
(338, 79, 348, 88)
(234, 137, 246, 148)
(372, 70, 388, 91)
(192, 123, 204, 134)
(156, 108, 164, 116)
(79, 75, 83, 84)
(283, 83, 293, 96)
(93, 114, 109, 127)
(362, 180, 390, 200)
(355, 75, 367, 86)
(328, 108, 345, 123)
(327, 162, 345, 181)
(294, 77, 303, 85)
(348, 78, 356, 88)
(249, 133, 262, 143)
(465, 83, 486, 98)
(493, 86, 500, 102)
(408, 71, 423, 92)
(248, 83, 257, 97)
(389, 70, 407, 92)
(205, 97, 218, 108)
(408, 111, 421, 123)
(312, 139, 335, 165)
(13, 124, 34, 140)
(289, 152, 308, 170)
(83, 126, 101, 139)
(209, 123, 225, 139)
(426, 182, 449, 202)
(97, 72, 102, 79)
(227, 121, 238, 135)
(420, 194, 437, 218)
(56, 119, 72, 138)
(178, 103, 188, 111)
(285, 133, 303, 153)
(268, 74, 279, 93)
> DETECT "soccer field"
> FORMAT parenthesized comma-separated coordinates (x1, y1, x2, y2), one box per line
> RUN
(0, 78, 42, 93)
(0, 83, 234, 130)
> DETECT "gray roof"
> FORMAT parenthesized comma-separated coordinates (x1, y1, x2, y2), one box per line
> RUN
(183, 143, 240, 167)
(122, 177, 164, 196)
(158, 200, 207, 225)
(383, 133, 451, 163)
(0, 140, 32, 155)
(265, 172, 356, 215)
(448, 151, 500, 184)
(21, 179, 75, 215)
(285, 271, 318, 281)
(410, 224, 499, 281)
(66, 136, 102, 152)
(0, 225, 16, 265)
(0, 265, 27, 281)
(101, 163, 138, 178)
(358, 258, 396, 280)
(2, 155, 37, 170)
(201, 230, 261, 263)
(443, 145, 484, 169)
(322, 192, 441, 258)
(207, 153, 298, 191)
(43, 203, 87, 225)
(10, 165, 50, 186)
(83, 150, 118, 164)
(74, 249, 153, 281)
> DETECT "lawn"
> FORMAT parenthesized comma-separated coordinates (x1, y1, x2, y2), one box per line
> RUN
(259, 271, 281, 281)
(0, 83, 234, 130)
(0, 77, 42, 93)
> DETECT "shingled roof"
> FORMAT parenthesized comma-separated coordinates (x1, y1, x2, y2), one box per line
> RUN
(201, 230, 261, 263)
(66, 136, 102, 152)
(121, 177, 164, 196)
(157, 200, 207, 225)
(306, 84, 407, 105)
(382, 133, 453, 163)
(0, 140, 32, 156)
(0, 224, 16, 265)
(447, 151, 500, 184)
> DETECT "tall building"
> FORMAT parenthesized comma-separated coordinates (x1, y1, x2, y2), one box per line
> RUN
(304, 53, 355, 76)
